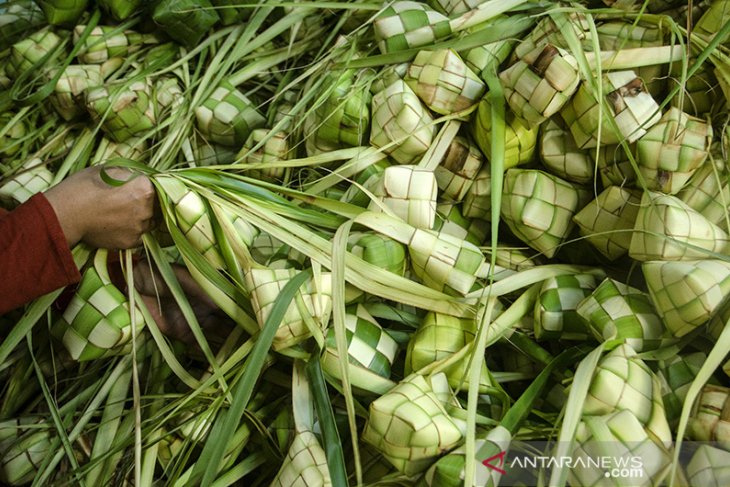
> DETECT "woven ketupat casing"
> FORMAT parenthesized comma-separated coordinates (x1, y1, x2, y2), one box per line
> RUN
(152, 0, 220, 49)
(576, 278, 667, 351)
(473, 97, 537, 169)
(246, 268, 332, 350)
(573, 186, 641, 260)
(688, 385, 730, 447)
(534, 274, 597, 341)
(636, 107, 712, 194)
(462, 165, 491, 220)
(270, 431, 332, 487)
(348, 232, 407, 276)
(629, 191, 730, 261)
(195, 80, 265, 147)
(370, 165, 438, 229)
(316, 70, 372, 147)
(434, 135, 483, 202)
(570, 410, 671, 487)
(679, 157, 730, 229)
(500, 168, 588, 258)
(407, 228, 485, 295)
(539, 118, 592, 184)
(50, 64, 103, 120)
(326, 305, 398, 378)
(86, 81, 156, 142)
(0, 159, 54, 205)
(643, 259, 730, 338)
(582, 344, 671, 444)
(405, 49, 485, 115)
(8, 29, 62, 79)
(370, 80, 435, 165)
(658, 352, 705, 425)
(74, 25, 149, 64)
(238, 128, 292, 181)
(687, 445, 730, 487)
(593, 144, 637, 187)
(561, 71, 661, 149)
(37, 0, 88, 26)
(373, 1, 451, 54)
(405, 311, 490, 391)
(500, 44, 580, 124)
(0, 418, 52, 486)
(53, 250, 143, 361)
(361, 373, 463, 476)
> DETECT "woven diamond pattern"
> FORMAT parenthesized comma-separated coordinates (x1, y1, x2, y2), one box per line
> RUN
(370, 165, 438, 229)
(561, 71, 661, 149)
(316, 70, 372, 147)
(583, 344, 656, 425)
(434, 135, 483, 202)
(434, 203, 487, 246)
(86, 81, 156, 142)
(152, 0, 220, 49)
(629, 191, 730, 261)
(462, 165, 492, 220)
(370, 80, 435, 165)
(52, 252, 142, 361)
(473, 97, 537, 169)
(539, 118, 593, 184)
(593, 143, 637, 187)
(9, 29, 62, 78)
(643, 259, 730, 338)
(534, 274, 597, 341)
(658, 352, 705, 425)
(679, 157, 730, 228)
(50, 64, 103, 120)
(636, 107, 712, 194)
(0, 419, 51, 486)
(195, 80, 265, 147)
(95, 136, 148, 164)
(576, 278, 666, 351)
(325, 305, 398, 378)
(245, 267, 332, 350)
(501, 169, 588, 258)
(238, 128, 292, 181)
(349, 232, 407, 276)
(74, 25, 148, 64)
(571, 410, 671, 487)
(407, 228, 485, 295)
(687, 445, 730, 487)
(406, 311, 489, 391)
(373, 1, 452, 54)
(362, 374, 463, 475)
(513, 13, 591, 60)
(573, 186, 641, 260)
(405, 49, 485, 115)
(0, 159, 54, 204)
(37, 0, 87, 26)
(271, 431, 332, 487)
(689, 385, 730, 446)
(500, 44, 580, 124)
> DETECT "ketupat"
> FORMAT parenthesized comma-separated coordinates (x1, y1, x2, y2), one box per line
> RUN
(2, 0, 730, 485)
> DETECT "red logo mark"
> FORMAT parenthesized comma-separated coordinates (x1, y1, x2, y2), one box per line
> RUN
(482, 451, 507, 475)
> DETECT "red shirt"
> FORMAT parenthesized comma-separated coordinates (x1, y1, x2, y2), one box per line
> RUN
(0, 194, 80, 314)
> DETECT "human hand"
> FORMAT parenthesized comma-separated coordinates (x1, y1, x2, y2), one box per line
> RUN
(133, 262, 228, 344)
(44, 166, 155, 249)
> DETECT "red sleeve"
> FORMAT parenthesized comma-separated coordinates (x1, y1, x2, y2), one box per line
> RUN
(0, 194, 81, 314)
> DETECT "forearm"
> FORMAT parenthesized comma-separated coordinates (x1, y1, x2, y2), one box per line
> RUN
(0, 194, 81, 314)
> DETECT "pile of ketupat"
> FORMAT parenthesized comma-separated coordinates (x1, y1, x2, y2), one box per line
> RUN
(2, 0, 730, 485)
